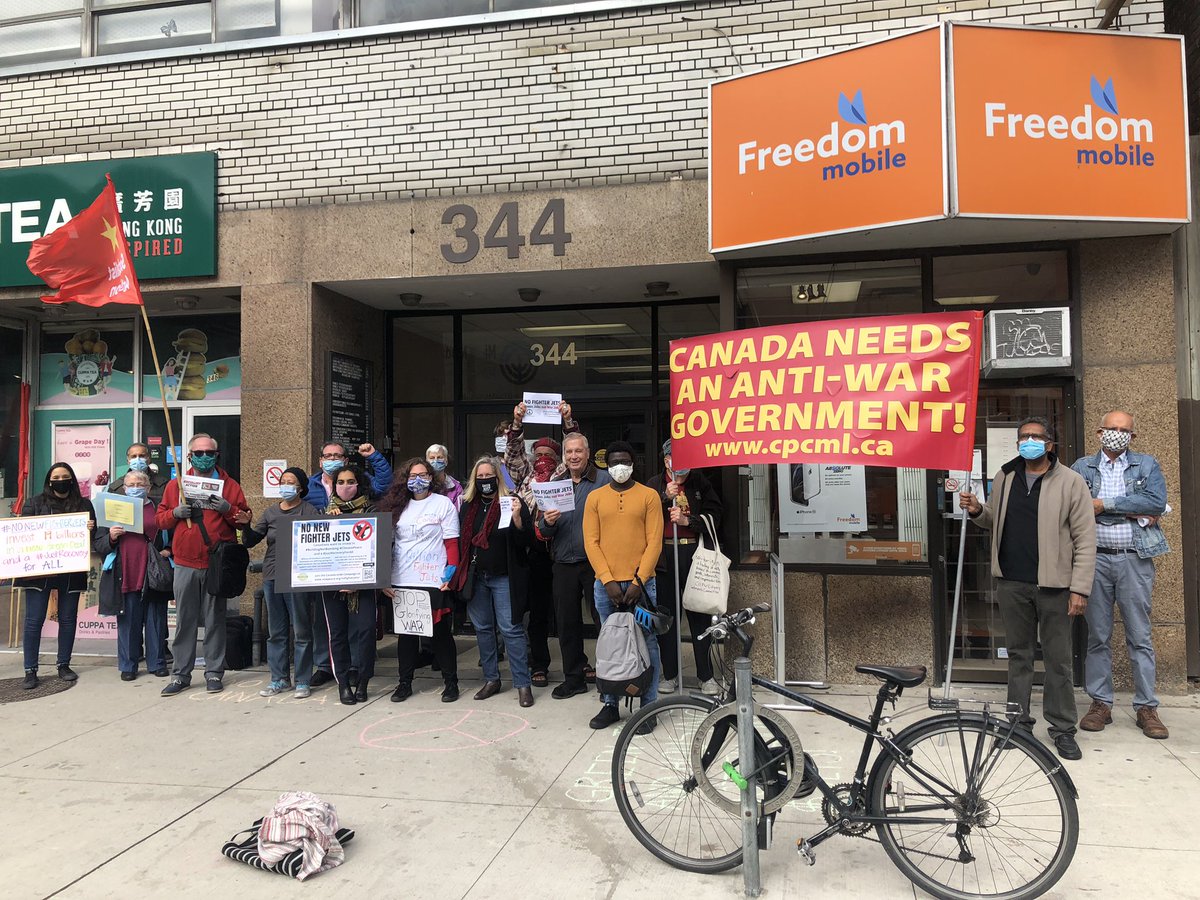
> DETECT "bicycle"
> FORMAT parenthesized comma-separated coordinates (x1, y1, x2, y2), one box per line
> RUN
(610, 602, 1079, 900)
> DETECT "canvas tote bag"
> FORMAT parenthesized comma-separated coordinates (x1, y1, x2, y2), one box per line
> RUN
(682, 514, 731, 616)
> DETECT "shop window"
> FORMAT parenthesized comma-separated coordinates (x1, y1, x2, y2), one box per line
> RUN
(461, 307, 653, 402)
(140, 313, 241, 402)
(39, 323, 135, 407)
(392, 406, 454, 468)
(933, 251, 1068, 307)
(392, 316, 453, 405)
(737, 259, 921, 326)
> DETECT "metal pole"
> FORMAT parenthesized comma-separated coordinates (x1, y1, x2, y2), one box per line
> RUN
(943, 504, 970, 699)
(734, 655, 761, 897)
(672, 520, 683, 693)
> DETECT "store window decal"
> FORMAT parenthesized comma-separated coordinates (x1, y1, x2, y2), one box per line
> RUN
(142, 315, 241, 401)
(39, 326, 134, 406)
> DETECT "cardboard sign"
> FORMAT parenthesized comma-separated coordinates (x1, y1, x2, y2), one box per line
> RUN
(276, 513, 392, 593)
(263, 459, 287, 499)
(392, 588, 434, 637)
(0, 513, 92, 579)
(669, 312, 984, 471)
(531, 479, 575, 512)
(96, 493, 144, 533)
(522, 392, 563, 425)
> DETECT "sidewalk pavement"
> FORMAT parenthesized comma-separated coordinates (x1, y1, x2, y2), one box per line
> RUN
(2, 645, 1198, 900)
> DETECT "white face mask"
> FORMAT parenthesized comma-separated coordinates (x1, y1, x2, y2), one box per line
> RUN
(609, 464, 633, 484)
(1100, 428, 1132, 453)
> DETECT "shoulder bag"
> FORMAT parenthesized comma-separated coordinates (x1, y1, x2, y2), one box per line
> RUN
(196, 516, 250, 600)
(682, 514, 731, 616)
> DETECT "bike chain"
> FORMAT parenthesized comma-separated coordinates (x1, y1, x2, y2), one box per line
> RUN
(835, 790, 970, 865)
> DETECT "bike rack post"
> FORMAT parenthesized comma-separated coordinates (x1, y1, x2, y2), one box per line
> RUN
(734, 654, 761, 897)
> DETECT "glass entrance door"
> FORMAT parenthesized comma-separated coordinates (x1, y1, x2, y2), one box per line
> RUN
(186, 406, 241, 482)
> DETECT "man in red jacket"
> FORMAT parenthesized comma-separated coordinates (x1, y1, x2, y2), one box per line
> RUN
(156, 433, 251, 696)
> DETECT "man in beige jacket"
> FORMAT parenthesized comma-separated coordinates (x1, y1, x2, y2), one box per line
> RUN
(960, 416, 1096, 761)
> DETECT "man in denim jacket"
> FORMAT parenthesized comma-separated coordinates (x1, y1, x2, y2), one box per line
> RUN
(1071, 410, 1170, 740)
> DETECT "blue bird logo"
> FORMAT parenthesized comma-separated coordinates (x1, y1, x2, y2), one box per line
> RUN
(1089, 76, 1118, 116)
(838, 90, 867, 126)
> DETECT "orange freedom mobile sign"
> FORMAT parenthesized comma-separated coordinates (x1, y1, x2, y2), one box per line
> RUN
(709, 25, 946, 253)
(668, 312, 983, 472)
(951, 24, 1189, 221)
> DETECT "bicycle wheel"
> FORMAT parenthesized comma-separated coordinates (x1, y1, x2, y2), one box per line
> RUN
(869, 716, 1078, 900)
(610, 696, 796, 874)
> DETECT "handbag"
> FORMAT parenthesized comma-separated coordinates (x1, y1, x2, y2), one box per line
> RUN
(196, 516, 250, 600)
(458, 551, 478, 601)
(682, 514, 731, 616)
(145, 543, 174, 594)
(98, 550, 124, 616)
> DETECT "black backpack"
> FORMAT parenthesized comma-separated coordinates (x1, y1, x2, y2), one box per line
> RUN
(196, 516, 249, 600)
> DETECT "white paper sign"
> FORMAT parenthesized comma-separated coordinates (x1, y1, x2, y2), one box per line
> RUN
(263, 459, 287, 499)
(392, 588, 434, 637)
(985, 426, 1019, 481)
(494, 436, 507, 454)
(498, 496, 514, 529)
(777, 464, 867, 533)
(522, 392, 563, 425)
(946, 450, 984, 494)
(289, 518, 379, 588)
(0, 513, 92, 579)
(531, 479, 576, 512)
(182, 474, 226, 509)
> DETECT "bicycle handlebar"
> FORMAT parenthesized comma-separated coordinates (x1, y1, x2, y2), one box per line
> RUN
(699, 602, 772, 652)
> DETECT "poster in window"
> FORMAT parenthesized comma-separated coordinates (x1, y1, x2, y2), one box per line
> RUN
(777, 464, 867, 533)
(52, 421, 114, 499)
(39, 326, 135, 406)
(142, 315, 241, 401)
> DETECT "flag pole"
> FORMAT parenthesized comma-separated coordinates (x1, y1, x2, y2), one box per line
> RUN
(138, 303, 190, 529)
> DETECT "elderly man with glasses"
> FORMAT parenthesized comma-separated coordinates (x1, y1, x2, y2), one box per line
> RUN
(959, 416, 1096, 761)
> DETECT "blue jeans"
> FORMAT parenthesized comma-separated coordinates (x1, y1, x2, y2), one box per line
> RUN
(117, 590, 167, 674)
(23, 581, 80, 671)
(1085, 552, 1160, 709)
(468, 572, 531, 688)
(264, 579, 314, 686)
(593, 577, 660, 707)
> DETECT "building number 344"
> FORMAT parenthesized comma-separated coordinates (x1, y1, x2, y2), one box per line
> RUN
(440, 199, 571, 264)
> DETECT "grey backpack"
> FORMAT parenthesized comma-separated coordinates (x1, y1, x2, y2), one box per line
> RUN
(595, 610, 653, 698)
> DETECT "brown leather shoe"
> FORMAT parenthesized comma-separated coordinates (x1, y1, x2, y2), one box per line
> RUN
(518, 686, 534, 708)
(474, 681, 502, 701)
(1079, 699, 1113, 732)
(1136, 706, 1169, 739)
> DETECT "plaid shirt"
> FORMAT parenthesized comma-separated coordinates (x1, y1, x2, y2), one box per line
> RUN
(1096, 452, 1134, 549)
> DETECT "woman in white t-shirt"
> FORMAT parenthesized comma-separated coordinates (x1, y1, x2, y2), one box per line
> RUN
(380, 458, 461, 703)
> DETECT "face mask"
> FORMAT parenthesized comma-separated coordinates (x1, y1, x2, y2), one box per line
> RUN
(533, 456, 557, 481)
(429, 458, 447, 473)
(128, 457, 149, 472)
(1018, 439, 1047, 461)
(50, 481, 72, 496)
(125, 486, 147, 500)
(335, 483, 359, 501)
(321, 459, 344, 476)
(279, 485, 299, 500)
(1100, 429, 1132, 453)
(191, 452, 217, 473)
(672, 468, 691, 479)
(477, 477, 497, 496)
(408, 476, 432, 494)
(609, 464, 633, 484)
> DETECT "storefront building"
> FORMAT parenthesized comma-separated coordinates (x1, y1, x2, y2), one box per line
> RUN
(0, 0, 1194, 692)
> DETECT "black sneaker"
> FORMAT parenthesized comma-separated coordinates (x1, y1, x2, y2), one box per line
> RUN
(57, 665, 78, 682)
(310, 670, 333, 688)
(391, 682, 413, 703)
(551, 680, 588, 700)
(22, 670, 38, 690)
(205, 677, 223, 694)
(1053, 733, 1082, 760)
(590, 704, 621, 730)
(120, 671, 137, 682)
(441, 682, 460, 703)
(152, 668, 170, 678)
(161, 679, 188, 696)
(635, 714, 658, 736)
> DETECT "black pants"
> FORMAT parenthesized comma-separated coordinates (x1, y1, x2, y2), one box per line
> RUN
(527, 544, 555, 673)
(397, 592, 458, 686)
(657, 542, 715, 682)
(552, 559, 594, 683)
(321, 590, 378, 682)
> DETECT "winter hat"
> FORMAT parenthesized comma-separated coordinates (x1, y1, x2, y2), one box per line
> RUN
(284, 466, 310, 498)
(532, 437, 562, 460)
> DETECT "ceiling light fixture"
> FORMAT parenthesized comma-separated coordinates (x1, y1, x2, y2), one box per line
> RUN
(519, 323, 633, 338)
(518, 288, 540, 303)
(174, 295, 199, 310)
(644, 281, 678, 298)
(399, 292, 423, 307)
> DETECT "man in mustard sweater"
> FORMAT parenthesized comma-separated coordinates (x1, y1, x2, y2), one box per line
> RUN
(583, 441, 664, 729)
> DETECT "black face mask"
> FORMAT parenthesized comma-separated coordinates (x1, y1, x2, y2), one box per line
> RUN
(50, 481, 72, 496)
(477, 477, 497, 497)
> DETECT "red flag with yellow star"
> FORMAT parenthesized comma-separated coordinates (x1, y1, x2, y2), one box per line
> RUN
(26, 175, 144, 307)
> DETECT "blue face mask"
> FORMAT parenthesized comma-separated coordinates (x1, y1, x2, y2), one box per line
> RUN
(191, 452, 217, 473)
(1018, 438, 1047, 461)
(408, 476, 432, 494)
(321, 459, 344, 476)
(125, 486, 147, 500)
(279, 484, 299, 500)
(128, 457, 149, 472)
(429, 458, 447, 473)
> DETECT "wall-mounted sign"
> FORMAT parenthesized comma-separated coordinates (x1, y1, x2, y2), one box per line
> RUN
(709, 25, 946, 253)
(951, 24, 1188, 222)
(0, 152, 217, 288)
(329, 352, 374, 448)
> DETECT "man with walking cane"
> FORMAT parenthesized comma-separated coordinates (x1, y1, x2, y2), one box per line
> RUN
(647, 439, 723, 695)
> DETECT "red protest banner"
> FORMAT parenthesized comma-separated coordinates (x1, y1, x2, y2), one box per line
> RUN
(668, 311, 983, 471)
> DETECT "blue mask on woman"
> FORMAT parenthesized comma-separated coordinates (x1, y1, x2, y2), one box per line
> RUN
(408, 476, 432, 494)
(1018, 438, 1047, 461)
(125, 486, 147, 500)
(279, 485, 299, 500)
(429, 459, 447, 473)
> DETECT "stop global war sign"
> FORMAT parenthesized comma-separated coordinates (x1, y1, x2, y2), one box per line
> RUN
(0, 152, 216, 288)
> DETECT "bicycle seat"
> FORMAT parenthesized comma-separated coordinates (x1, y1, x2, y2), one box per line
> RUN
(855, 664, 927, 688)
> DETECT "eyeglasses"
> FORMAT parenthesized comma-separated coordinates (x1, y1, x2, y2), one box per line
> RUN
(321, 452, 346, 460)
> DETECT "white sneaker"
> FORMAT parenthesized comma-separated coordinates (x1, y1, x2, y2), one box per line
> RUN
(699, 679, 719, 696)
(259, 681, 286, 697)
(658, 678, 678, 694)
(293, 685, 312, 699)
